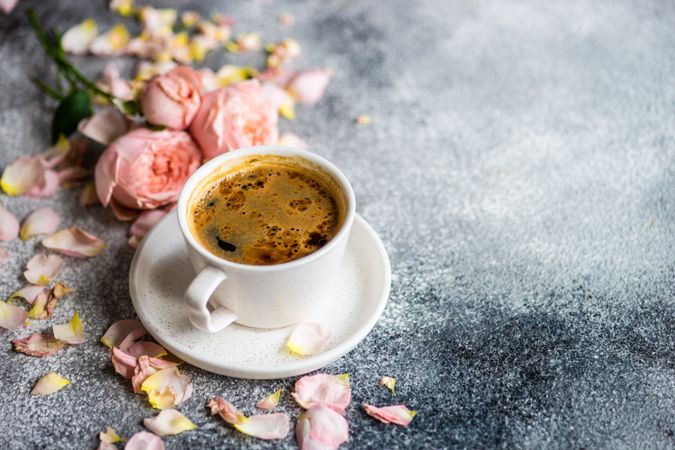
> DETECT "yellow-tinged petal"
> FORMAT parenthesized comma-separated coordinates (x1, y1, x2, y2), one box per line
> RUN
(100, 426, 122, 443)
(141, 367, 192, 409)
(143, 409, 197, 436)
(53, 311, 86, 344)
(110, 0, 134, 16)
(30, 371, 70, 396)
(256, 389, 282, 410)
(287, 323, 331, 356)
(356, 114, 371, 125)
(90, 23, 130, 55)
(62, 19, 98, 54)
(216, 65, 254, 87)
(279, 101, 295, 120)
(379, 376, 396, 395)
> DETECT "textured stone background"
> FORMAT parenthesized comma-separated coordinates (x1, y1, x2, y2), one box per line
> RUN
(1, 0, 675, 449)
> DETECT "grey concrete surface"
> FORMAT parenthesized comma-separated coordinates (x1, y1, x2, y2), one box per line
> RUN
(1, 0, 675, 449)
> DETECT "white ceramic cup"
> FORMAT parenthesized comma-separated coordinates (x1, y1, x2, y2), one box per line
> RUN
(177, 146, 356, 332)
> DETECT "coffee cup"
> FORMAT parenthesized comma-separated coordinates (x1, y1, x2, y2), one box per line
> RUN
(176, 146, 356, 332)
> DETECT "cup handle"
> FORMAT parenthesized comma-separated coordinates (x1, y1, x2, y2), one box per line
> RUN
(184, 265, 237, 332)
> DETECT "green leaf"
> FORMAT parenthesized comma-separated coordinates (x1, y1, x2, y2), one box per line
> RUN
(51, 90, 93, 143)
(112, 98, 141, 117)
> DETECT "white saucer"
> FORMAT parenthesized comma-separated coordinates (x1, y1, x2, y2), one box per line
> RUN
(129, 213, 391, 379)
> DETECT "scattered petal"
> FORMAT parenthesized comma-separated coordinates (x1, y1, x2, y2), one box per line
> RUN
(355, 114, 371, 125)
(287, 69, 332, 105)
(1, 156, 43, 196)
(379, 376, 396, 395)
(207, 397, 290, 440)
(90, 24, 130, 56)
(62, 18, 98, 54)
(12, 333, 65, 356)
(80, 181, 101, 206)
(79, 107, 129, 145)
(19, 207, 60, 240)
(277, 132, 307, 148)
(100, 426, 122, 444)
(292, 374, 351, 413)
(256, 389, 282, 410)
(43, 227, 106, 257)
(0, 0, 17, 14)
(8, 286, 46, 305)
(31, 371, 70, 396)
(181, 11, 200, 27)
(225, 32, 261, 53)
(112, 346, 138, 379)
(132, 355, 176, 393)
(139, 7, 177, 38)
(215, 64, 255, 88)
(110, 0, 134, 16)
(0, 206, 19, 241)
(101, 319, 146, 349)
(144, 409, 197, 436)
(53, 311, 86, 344)
(141, 367, 193, 409)
(0, 300, 27, 329)
(261, 82, 295, 120)
(124, 431, 164, 450)
(296, 405, 349, 450)
(127, 341, 166, 358)
(266, 38, 301, 69)
(287, 323, 331, 356)
(24, 253, 64, 285)
(278, 13, 295, 27)
(25, 165, 60, 198)
(363, 404, 416, 426)
(26, 282, 71, 320)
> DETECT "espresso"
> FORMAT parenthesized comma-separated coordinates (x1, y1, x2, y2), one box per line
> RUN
(190, 155, 343, 265)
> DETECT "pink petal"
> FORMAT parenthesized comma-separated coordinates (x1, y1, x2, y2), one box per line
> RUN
(0, 301, 27, 329)
(61, 19, 98, 54)
(286, 69, 331, 105)
(207, 397, 290, 440)
(101, 319, 147, 349)
(0, 0, 18, 14)
(127, 341, 166, 358)
(256, 389, 282, 410)
(1, 156, 44, 196)
(112, 346, 138, 379)
(12, 333, 66, 357)
(124, 431, 165, 450)
(9, 285, 47, 305)
(143, 409, 197, 436)
(79, 107, 129, 145)
(296, 405, 349, 450)
(287, 323, 331, 356)
(292, 374, 352, 413)
(53, 311, 86, 344)
(109, 198, 141, 222)
(363, 404, 416, 426)
(97, 63, 135, 101)
(132, 355, 176, 393)
(99, 426, 121, 445)
(24, 164, 60, 198)
(141, 367, 193, 409)
(24, 253, 64, 285)
(0, 206, 19, 241)
(20, 207, 60, 240)
(129, 210, 166, 240)
(42, 227, 106, 257)
(277, 132, 307, 148)
(26, 283, 70, 320)
(80, 181, 100, 206)
(30, 371, 70, 396)
(0, 245, 9, 264)
(95, 142, 118, 207)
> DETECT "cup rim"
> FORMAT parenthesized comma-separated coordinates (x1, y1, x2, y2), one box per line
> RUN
(177, 145, 356, 273)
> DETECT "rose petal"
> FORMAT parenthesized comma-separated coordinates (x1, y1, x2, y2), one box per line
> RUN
(43, 227, 106, 257)
(110, 198, 141, 222)
(100, 426, 122, 444)
(124, 431, 164, 450)
(31, 371, 70, 396)
(1, 156, 43, 196)
(0, 301, 27, 329)
(277, 132, 307, 149)
(132, 355, 176, 393)
(379, 376, 396, 395)
(0, 206, 19, 241)
(62, 18, 98, 54)
(143, 409, 197, 436)
(0, 245, 9, 264)
(110, 0, 134, 16)
(292, 374, 351, 414)
(101, 319, 146, 349)
(256, 389, 282, 410)
(287, 323, 331, 356)
(112, 346, 138, 379)
(26, 282, 71, 320)
(355, 114, 371, 125)
(127, 341, 166, 358)
(78, 107, 129, 145)
(226, 32, 261, 53)
(80, 181, 101, 206)
(90, 24, 130, 56)
(139, 6, 176, 38)
(24, 253, 64, 285)
(261, 82, 295, 120)
(25, 166, 60, 198)
(0, 0, 17, 14)
(97, 63, 135, 102)
(53, 311, 86, 344)
(8, 285, 46, 305)
(207, 397, 290, 440)
(13, 333, 66, 357)
(363, 404, 416, 426)
(296, 405, 349, 450)
(20, 207, 60, 240)
(141, 367, 192, 409)
(215, 65, 254, 87)
(286, 69, 331, 105)
(129, 210, 166, 241)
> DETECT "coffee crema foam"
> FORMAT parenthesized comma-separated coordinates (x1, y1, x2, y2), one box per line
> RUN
(189, 155, 344, 265)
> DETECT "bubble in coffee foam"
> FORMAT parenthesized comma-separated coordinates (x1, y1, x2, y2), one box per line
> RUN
(190, 157, 343, 265)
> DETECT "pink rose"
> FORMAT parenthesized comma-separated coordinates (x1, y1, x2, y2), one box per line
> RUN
(189, 80, 278, 160)
(141, 66, 202, 130)
(95, 128, 201, 211)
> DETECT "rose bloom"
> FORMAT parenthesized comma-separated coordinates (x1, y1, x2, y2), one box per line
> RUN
(141, 66, 202, 130)
(95, 128, 202, 211)
(189, 79, 278, 160)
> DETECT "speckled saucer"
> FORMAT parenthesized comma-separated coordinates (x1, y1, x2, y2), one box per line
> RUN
(129, 213, 391, 380)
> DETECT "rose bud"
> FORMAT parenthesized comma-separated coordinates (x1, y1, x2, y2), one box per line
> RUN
(95, 128, 202, 211)
(189, 79, 278, 161)
(141, 66, 202, 130)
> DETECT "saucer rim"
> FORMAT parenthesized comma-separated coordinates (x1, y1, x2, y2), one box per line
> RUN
(129, 212, 391, 379)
